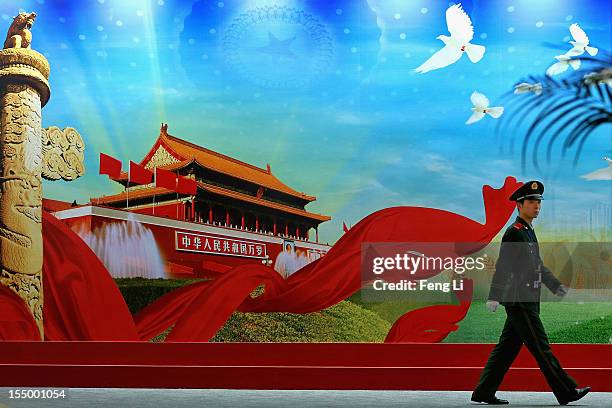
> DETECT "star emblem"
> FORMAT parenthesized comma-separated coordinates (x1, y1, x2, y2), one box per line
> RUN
(257, 31, 297, 59)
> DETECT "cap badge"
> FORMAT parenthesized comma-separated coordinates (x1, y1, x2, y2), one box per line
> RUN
(531, 182, 538, 190)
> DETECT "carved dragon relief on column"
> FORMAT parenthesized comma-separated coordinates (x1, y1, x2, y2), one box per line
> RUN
(0, 83, 44, 329)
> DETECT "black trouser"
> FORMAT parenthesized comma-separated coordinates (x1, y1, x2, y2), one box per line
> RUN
(473, 305, 578, 402)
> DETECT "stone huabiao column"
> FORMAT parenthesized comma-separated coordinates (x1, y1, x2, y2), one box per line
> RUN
(0, 11, 50, 337)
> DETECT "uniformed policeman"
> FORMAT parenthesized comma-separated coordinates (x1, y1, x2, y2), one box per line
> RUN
(471, 181, 591, 405)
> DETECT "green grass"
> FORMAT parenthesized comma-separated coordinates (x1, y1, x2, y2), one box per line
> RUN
(116, 279, 390, 342)
(115, 278, 203, 314)
(444, 301, 612, 343)
(346, 290, 449, 323)
(151, 300, 391, 342)
(210, 300, 391, 342)
(549, 314, 612, 343)
(114, 277, 204, 287)
(116, 279, 611, 343)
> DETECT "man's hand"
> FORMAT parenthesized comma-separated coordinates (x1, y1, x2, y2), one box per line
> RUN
(486, 300, 500, 312)
(555, 284, 569, 297)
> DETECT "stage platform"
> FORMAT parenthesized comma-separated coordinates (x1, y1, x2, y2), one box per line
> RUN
(0, 342, 610, 391)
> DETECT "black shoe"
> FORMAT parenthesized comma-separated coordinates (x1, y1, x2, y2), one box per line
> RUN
(558, 386, 591, 405)
(471, 393, 509, 405)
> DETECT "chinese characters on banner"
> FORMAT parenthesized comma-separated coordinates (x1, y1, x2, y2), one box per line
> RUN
(176, 231, 268, 259)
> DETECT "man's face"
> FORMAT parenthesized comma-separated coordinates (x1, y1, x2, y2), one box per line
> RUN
(518, 199, 541, 219)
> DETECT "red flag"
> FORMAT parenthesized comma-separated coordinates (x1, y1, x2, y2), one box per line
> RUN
(343, 222, 349, 233)
(177, 176, 197, 195)
(99, 153, 122, 179)
(129, 161, 153, 185)
(155, 168, 177, 191)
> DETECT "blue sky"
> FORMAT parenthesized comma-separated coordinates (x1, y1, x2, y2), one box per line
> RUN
(3, 0, 610, 243)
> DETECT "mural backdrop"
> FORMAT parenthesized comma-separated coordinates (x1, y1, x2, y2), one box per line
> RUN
(0, 0, 610, 343)
(0, 0, 607, 243)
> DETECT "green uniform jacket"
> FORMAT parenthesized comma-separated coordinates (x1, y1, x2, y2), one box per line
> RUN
(488, 216, 562, 313)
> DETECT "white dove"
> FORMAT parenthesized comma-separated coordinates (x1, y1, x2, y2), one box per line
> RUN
(514, 82, 543, 95)
(415, 4, 485, 73)
(563, 23, 598, 57)
(580, 157, 612, 181)
(546, 55, 581, 76)
(466, 92, 504, 125)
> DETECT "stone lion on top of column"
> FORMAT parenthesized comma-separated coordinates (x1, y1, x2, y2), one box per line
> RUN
(4, 12, 37, 49)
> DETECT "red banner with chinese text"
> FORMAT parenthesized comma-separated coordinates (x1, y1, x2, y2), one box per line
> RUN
(176, 231, 268, 259)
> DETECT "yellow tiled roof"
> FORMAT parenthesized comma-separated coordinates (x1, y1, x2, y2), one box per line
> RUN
(91, 182, 330, 223)
(137, 127, 317, 202)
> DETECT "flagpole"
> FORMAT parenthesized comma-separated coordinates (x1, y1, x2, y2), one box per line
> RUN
(153, 168, 156, 216)
(191, 194, 195, 222)
(126, 164, 130, 209)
